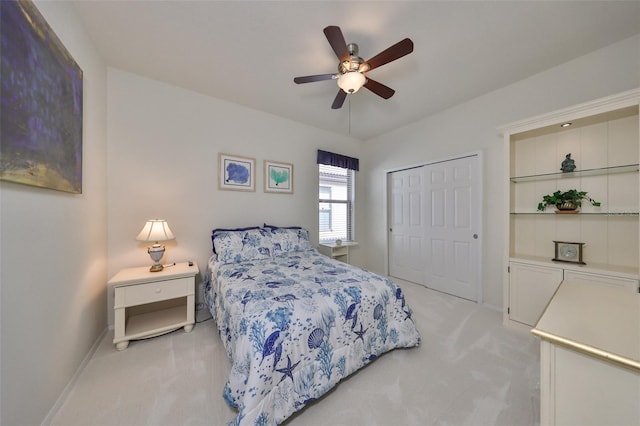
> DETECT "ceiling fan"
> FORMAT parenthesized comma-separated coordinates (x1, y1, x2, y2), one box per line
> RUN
(294, 26, 414, 109)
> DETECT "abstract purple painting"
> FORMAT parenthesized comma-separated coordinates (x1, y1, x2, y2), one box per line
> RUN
(1, 0, 83, 193)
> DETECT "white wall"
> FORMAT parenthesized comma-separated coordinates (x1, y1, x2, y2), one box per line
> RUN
(0, 2, 107, 424)
(361, 35, 640, 308)
(106, 69, 363, 323)
(0, 8, 636, 422)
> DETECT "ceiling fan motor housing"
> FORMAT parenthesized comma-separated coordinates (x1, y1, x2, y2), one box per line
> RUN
(339, 43, 368, 74)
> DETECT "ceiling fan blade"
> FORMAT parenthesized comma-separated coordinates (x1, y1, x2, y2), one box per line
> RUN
(331, 89, 347, 109)
(323, 26, 349, 62)
(294, 74, 336, 84)
(364, 38, 414, 71)
(364, 78, 395, 99)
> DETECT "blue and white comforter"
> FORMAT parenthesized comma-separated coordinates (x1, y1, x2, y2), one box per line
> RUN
(205, 249, 421, 425)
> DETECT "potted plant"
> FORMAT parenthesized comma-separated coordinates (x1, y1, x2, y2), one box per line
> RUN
(537, 189, 601, 212)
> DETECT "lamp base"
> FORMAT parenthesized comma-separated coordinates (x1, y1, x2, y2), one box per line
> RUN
(149, 263, 164, 272)
(148, 244, 166, 273)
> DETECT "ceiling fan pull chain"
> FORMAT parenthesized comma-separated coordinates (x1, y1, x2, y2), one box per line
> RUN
(348, 97, 351, 135)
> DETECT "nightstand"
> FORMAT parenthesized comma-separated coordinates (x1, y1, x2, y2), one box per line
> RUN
(109, 262, 199, 350)
(318, 241, 358, 264)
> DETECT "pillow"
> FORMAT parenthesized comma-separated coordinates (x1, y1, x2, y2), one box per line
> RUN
(265, 226, 312, 255)
(211, 226, 259, 254)
(212, 227, 273, 264)
(264, 223, 302, 229)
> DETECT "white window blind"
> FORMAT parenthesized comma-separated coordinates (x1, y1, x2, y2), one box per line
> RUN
(318, 164, 354, 242)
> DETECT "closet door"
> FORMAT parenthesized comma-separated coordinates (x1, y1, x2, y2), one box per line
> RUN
(424, 155, 480, 302)
(388, 167, 426, 284)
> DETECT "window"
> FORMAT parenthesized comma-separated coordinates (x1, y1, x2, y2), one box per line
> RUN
(319, 186, 332, 232)
(317, 149, 358, 242)
(318, 164, 354, 242)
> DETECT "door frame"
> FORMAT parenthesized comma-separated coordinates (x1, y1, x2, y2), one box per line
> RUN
(384, 150, 484, 303)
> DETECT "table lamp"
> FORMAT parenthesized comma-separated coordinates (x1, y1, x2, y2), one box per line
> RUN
(136, 219, 175, 272)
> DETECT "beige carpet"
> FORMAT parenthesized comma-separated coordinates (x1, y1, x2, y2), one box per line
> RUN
(50, 280, 539, 426)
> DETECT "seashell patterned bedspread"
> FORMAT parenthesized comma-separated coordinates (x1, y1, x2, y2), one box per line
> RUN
(205, 249, 421, 425)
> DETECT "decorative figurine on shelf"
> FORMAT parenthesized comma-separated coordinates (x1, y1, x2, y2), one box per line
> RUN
(560, 153, 576, 173)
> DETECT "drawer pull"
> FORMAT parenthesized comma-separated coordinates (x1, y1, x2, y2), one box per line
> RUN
(155, 288, 161, 294)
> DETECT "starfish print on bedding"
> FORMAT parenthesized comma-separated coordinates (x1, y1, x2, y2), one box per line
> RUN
(276, 355, 300, 383)
(353, 323, 367, 343)
(404, 308, 412, 320)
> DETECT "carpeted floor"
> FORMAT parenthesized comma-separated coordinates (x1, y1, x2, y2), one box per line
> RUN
(50, 279, 540, 426)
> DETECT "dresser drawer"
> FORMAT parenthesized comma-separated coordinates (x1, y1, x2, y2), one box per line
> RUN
(563, 270, 638, 292)
(118, 277, 192, 307)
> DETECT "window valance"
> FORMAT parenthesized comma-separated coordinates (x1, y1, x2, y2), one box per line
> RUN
(316, 150, 359, 171)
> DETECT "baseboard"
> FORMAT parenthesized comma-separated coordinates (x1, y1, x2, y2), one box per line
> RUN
(41, 327, 108, 426)
(482, 301, 502, 312)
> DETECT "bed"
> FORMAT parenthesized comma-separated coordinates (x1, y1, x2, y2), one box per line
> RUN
(205, 225, 421, 425)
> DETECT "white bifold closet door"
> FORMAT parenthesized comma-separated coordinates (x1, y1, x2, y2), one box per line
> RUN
(388, 154, 480, 302)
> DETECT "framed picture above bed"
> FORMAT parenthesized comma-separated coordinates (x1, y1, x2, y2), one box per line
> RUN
(264, 160, 293, 194)
(218, 153, 255, 191)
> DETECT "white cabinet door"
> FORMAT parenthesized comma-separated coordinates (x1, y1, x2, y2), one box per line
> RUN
(563, 270, 639, 292)
(541, 341, 640, 426)
(509, 262, 563, 326)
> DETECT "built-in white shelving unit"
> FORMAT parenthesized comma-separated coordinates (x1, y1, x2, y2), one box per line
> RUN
(499, 89, 640, 331)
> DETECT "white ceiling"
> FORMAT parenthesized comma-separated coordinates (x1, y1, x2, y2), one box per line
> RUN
(72, 1, 640, 141)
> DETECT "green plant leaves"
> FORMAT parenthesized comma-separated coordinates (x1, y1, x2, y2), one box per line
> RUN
(537, 189, 601, 211)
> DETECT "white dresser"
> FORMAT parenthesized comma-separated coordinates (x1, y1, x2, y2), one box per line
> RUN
(532, 280, 640, 425)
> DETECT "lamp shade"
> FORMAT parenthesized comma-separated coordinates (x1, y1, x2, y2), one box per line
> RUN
(136, 219, 175, 242)
(337, 71, 366, 94)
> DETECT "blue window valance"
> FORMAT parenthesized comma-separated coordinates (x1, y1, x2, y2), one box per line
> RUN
(316, 150, 359, 171)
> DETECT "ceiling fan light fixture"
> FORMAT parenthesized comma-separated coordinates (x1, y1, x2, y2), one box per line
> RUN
(358, 63, 370, 73)
(337, 71, 366, 94)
